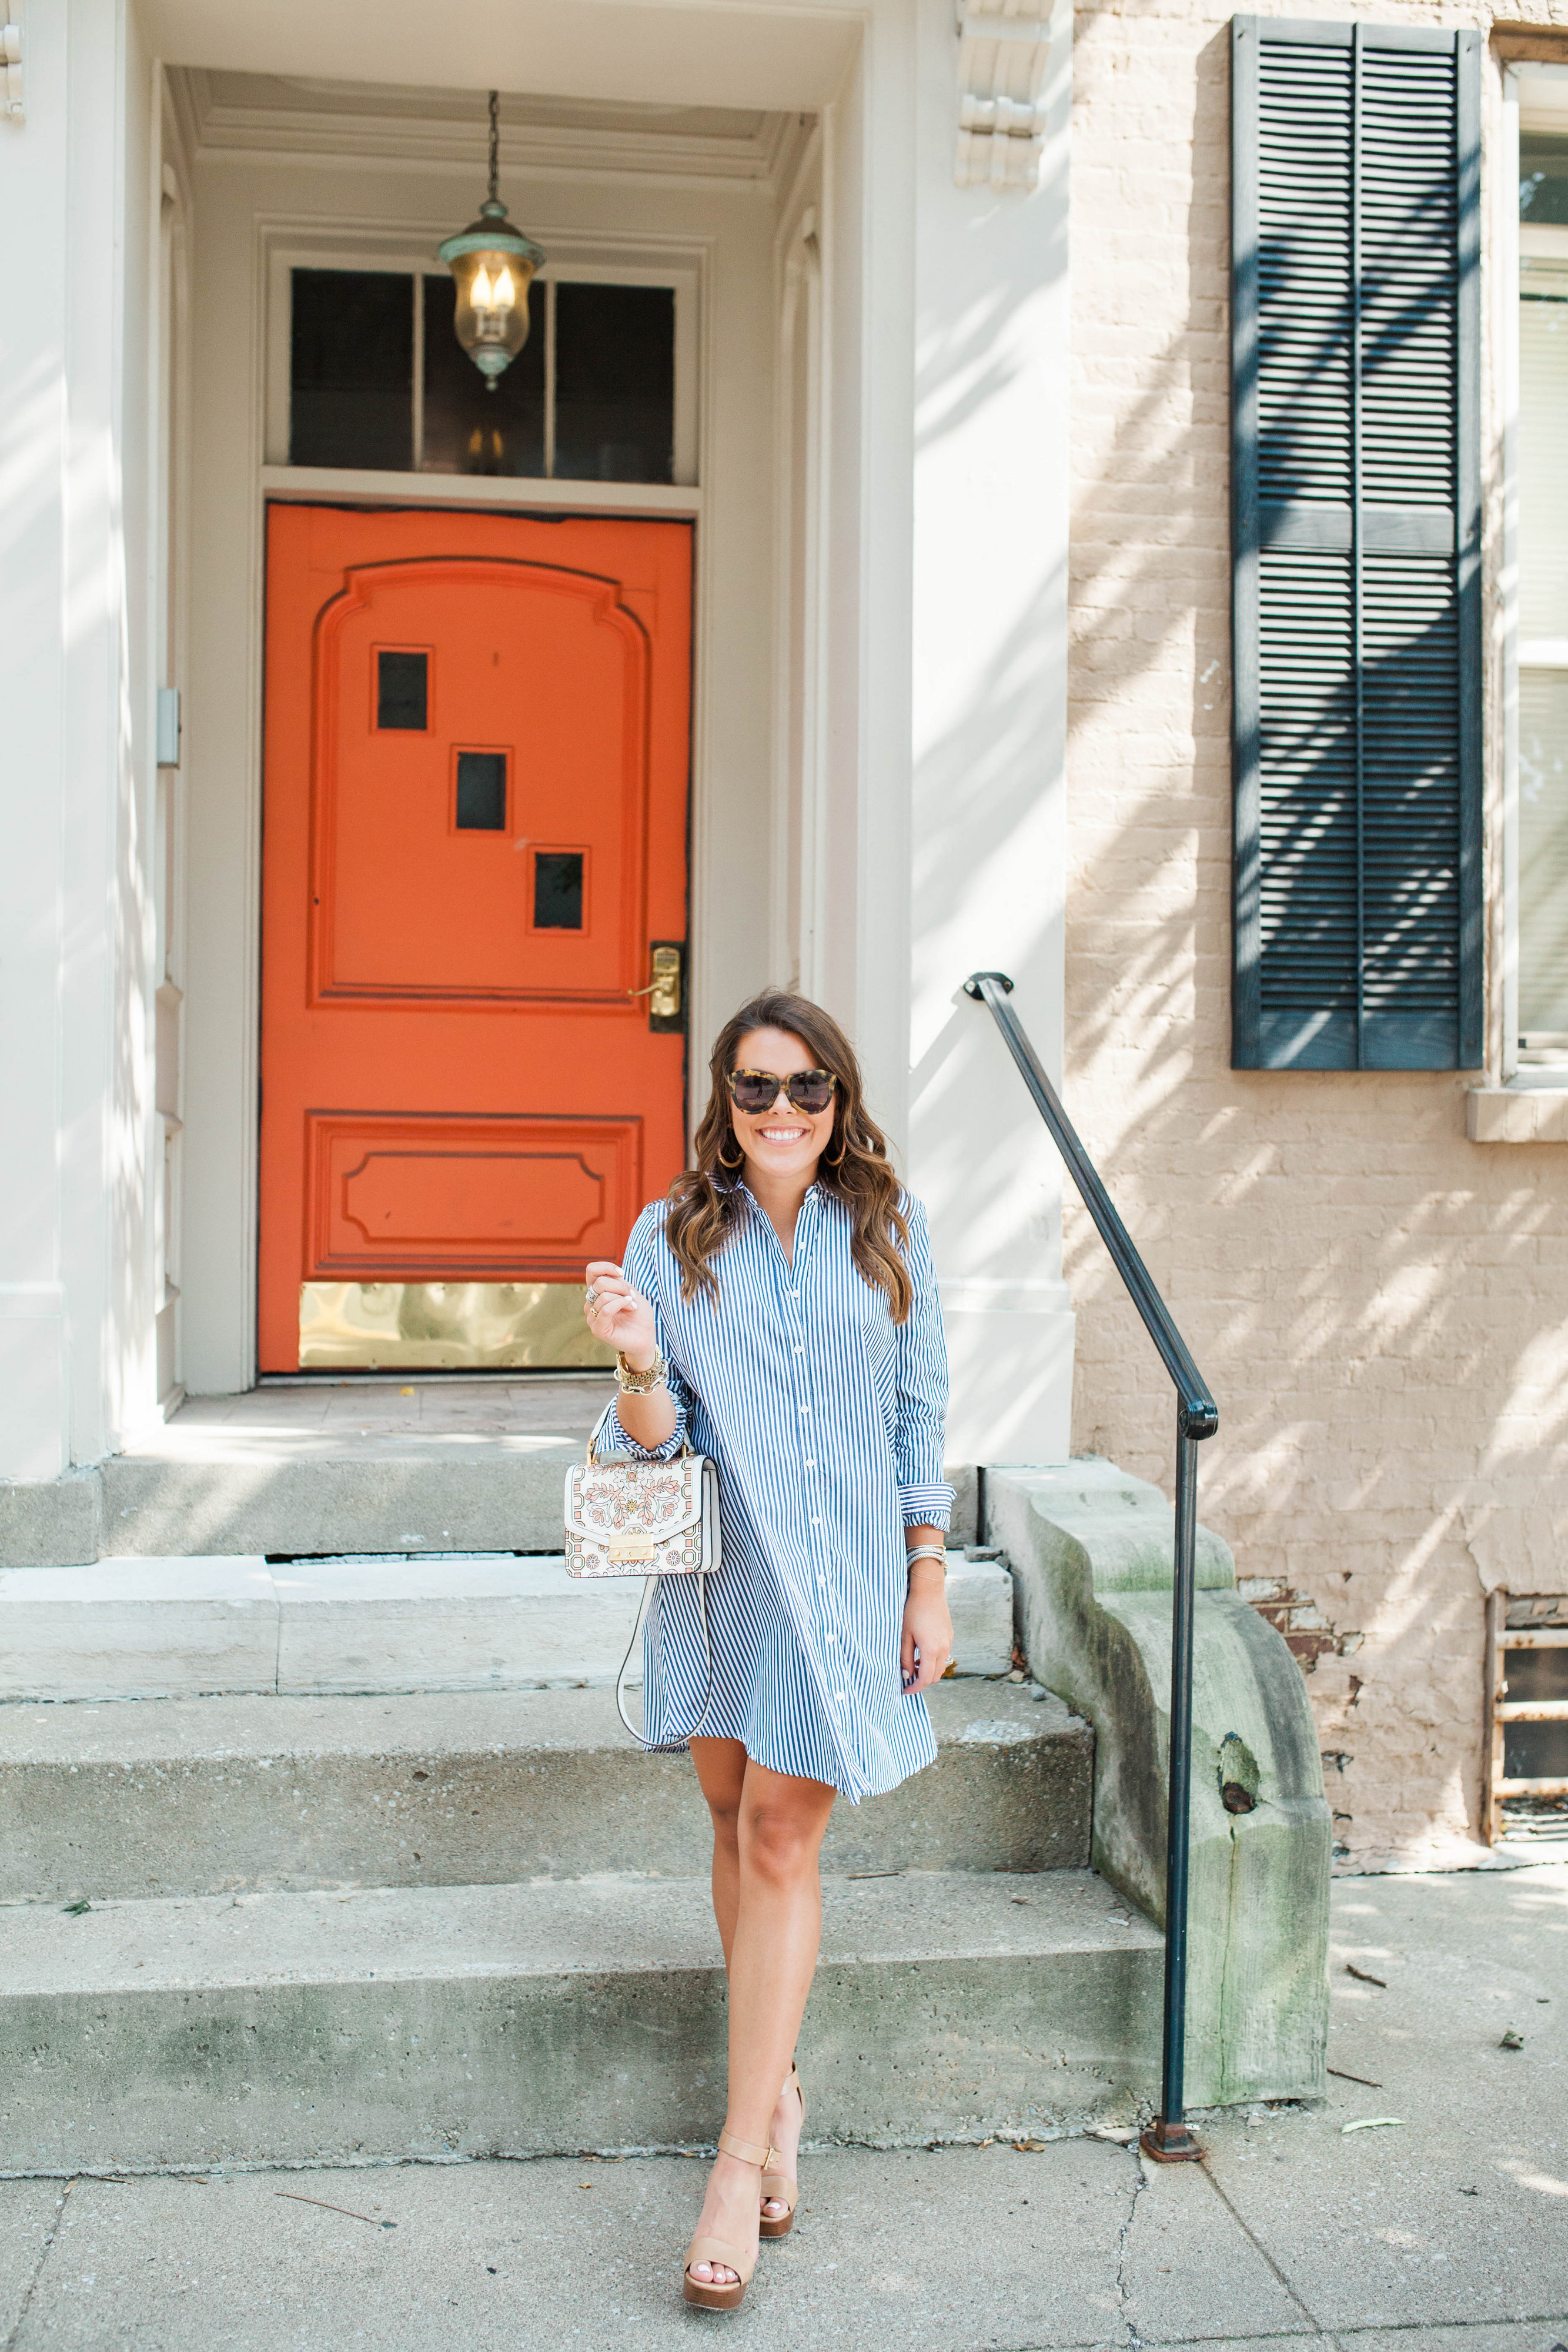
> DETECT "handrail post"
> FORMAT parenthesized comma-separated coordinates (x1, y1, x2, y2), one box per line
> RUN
(962, 968, 1213, 2163)
(1139, 1409, 1205, 2162)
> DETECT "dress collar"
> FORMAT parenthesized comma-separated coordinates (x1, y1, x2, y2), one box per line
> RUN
(735, 1180, 821, 1211)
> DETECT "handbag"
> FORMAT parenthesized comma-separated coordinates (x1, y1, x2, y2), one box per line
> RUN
(563, 1411, 722, 1748)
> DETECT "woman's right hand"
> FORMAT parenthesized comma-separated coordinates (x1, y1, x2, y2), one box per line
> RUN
(583, 1261, 658, 1368)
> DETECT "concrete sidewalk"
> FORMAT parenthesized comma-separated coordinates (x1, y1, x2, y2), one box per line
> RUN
(2, 1865, 1564, 2351)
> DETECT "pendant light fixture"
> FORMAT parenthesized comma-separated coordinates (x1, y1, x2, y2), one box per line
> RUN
(438, 91, 546, 390)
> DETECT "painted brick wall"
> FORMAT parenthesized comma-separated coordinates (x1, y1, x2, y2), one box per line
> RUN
(1065, 0, 1568, 1866)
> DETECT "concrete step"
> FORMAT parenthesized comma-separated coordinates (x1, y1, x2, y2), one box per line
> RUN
(0, 1679, 1092, 1902)
(1, 1430, 589, 1569)
(0, 1866, 1160, 2173)
(0, 1549, 1015, 1702)
(0, 1383, 981, 1566)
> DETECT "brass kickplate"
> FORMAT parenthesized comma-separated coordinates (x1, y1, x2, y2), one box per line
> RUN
(299, 1281, 616, 1371)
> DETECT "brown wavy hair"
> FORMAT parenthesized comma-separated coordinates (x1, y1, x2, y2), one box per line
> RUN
(665, 991, 913, 1322)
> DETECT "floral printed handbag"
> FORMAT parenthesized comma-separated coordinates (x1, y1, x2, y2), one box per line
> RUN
(563, 1412, 723, 1747)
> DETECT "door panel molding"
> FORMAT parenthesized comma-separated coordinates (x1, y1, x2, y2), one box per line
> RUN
(307, 554, 653, 1007)
(306, 1110, 643, 1279)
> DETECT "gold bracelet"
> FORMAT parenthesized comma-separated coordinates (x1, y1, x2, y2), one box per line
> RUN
(616, 1349, 667, 1394)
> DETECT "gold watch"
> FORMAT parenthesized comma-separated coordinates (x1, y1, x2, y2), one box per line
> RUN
(616, 1349, 667, 1394)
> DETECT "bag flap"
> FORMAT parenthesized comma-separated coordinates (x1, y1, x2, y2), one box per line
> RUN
(566, 1455, 704, 1546)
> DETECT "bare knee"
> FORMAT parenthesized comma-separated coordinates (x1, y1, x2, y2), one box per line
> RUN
(690, 1740, 747, 1857)
(706, 1789, 741, 1859)
(740, 1800, 823, 1890)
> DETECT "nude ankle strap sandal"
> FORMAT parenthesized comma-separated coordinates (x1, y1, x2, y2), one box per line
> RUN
(682, 2130, 778, 2311)
(760, 2066, 805, 2239)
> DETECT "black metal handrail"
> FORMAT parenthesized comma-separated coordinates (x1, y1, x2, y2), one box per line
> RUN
(964, 971, 1218, 2163)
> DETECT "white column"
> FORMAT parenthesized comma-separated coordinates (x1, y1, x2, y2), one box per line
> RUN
(0, 2, 73, 1479)
(906, 0, 1074, 1466)
(0, 0, 152, 1478)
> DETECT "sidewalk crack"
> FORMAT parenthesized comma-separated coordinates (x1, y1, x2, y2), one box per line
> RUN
(1201, 2160, 1345, 2351)
(1112, 2145, 1148, 2347)
(3, 2177, 76, 2352)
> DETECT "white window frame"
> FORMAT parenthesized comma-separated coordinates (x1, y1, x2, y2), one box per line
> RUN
(1499, 65, 1568, 1087)
(262, 225, 701, 502)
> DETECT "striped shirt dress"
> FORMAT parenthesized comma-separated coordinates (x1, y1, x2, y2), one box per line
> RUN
(594, 1183, 955, 1802)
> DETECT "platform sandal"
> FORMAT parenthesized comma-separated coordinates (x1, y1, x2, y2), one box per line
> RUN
(760, 2065, 805, 2238)
(683, 2129, 775, 2311)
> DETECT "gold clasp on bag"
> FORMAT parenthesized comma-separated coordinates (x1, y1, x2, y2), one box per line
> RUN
(605, 1532, 658, 1562)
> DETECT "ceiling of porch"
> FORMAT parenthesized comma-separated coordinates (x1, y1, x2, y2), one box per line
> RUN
(142, 0, 860, 118)
(171, 67, 806, 185)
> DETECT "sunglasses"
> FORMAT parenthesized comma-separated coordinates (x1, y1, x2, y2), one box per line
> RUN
(725, 1066, 840, 1116)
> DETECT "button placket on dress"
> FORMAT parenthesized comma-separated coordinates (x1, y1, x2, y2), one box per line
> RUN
(767, 1192, 854, 1752)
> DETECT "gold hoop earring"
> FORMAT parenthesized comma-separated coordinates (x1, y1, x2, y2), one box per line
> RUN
(718, 1138, 744, 1170)
(825, 1131, 848, 1167)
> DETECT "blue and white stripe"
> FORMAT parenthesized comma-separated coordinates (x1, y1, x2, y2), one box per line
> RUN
(594, 1182, 954, 1802)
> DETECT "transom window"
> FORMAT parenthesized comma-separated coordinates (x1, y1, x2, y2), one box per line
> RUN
(286, 265, 677, 485)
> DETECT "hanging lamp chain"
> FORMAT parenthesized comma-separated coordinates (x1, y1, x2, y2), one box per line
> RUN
(487, 88, 499, 205)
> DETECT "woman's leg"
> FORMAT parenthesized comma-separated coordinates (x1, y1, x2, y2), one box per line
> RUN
(684, 1756, 836, 2285)
(690, 1739, 811, 2232)
(689, 1736, 747, 1967)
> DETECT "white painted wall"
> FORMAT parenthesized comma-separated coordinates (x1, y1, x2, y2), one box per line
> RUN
(905, 0, 1075, 1465)
(0, 0, 72, 1478)
(786, 0, 1075, 1462)
(0, 0, 163, 1478)
(115, 6, 161, 1445)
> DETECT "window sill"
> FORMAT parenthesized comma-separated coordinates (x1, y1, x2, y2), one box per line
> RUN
(1467, 1085, 1568, 1142)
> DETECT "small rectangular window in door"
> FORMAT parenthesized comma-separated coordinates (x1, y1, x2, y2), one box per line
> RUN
(533, 850, 585, 928)
(454, 750, 507, 831)
(377, 649, 428, 731)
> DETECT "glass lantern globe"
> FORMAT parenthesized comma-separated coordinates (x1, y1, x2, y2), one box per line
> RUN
(439, 198, 545, 390)
(439, 96, 546, 392)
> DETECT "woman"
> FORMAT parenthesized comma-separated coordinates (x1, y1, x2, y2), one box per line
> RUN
(582, 990, 954, 2311)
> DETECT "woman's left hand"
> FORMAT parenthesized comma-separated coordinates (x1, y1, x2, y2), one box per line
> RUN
(900, 1567, 953, 1696)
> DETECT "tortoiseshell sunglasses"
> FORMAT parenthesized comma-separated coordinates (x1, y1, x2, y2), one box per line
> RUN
(724, 1067, 839, 1116)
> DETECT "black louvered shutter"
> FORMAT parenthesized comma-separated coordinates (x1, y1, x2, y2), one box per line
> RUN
(1231, 17, 1482, 1070)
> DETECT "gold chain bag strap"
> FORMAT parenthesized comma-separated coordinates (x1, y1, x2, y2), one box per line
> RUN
(563, 1408, 722, 1748)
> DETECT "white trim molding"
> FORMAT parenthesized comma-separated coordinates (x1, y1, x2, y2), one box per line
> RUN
(172, 69, 815, 196)
(1476, 64, 1568, 1134)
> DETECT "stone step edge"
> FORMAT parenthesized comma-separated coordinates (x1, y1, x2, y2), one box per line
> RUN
(0, 2120, 1152, 2179)
(0, 1866, 1158, 1996)
(0, 1551, 1017, 1700)
(0, 1454, 981, 1571)
(0, 1675, 1082, 1765)
(0, 1679, 1094, 1905)
(0, 1870, 1159, 2171)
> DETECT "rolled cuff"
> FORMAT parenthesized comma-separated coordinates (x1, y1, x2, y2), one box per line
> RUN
(898, 1482, 955, 1531)
(597, 1398, 689, 1462)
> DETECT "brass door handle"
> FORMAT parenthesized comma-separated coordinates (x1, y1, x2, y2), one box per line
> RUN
(628, 943, 682, 1023)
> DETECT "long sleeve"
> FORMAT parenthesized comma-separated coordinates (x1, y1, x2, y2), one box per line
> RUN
(893, 1199, 955, 1529)
(590, 1205, 693, 1463)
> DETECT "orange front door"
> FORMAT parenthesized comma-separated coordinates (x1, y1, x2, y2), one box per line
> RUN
(258, 503, 691, 1372)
